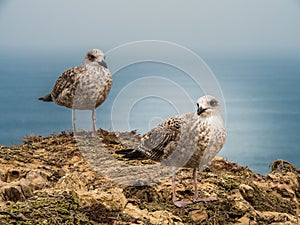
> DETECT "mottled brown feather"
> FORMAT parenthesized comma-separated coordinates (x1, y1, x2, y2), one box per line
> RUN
(138, 116, 182, 160)
(135, 97, 226, 169)
(50, 66, 85, 108)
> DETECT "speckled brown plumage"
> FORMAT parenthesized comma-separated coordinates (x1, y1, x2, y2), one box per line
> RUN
(126, 95, 226, 207)
(38, 49, 112, 134)
(137, 96, 226, 169)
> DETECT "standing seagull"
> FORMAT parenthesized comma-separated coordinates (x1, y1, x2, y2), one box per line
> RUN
(38, 49, 112, 135)
(122, 95, 226, 207)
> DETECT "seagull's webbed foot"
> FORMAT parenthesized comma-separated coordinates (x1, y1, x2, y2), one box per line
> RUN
(193, 197, 217, 203)
(91, 131, 97, 138)
(173, 200, 193, 208)
(173, 197, 217, 207)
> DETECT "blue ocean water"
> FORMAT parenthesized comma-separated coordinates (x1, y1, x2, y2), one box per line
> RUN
(0, 51, 299, 175)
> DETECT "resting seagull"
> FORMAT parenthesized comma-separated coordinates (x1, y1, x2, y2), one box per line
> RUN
(38, 49, 112, 135)
(122, 95, 226, 207)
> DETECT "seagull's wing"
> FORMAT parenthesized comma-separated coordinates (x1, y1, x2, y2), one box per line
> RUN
(137, 116, 182, 161)
(51, 66, 87, 108)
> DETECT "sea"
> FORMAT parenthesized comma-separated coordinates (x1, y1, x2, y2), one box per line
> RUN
(0, 50, 299, 175)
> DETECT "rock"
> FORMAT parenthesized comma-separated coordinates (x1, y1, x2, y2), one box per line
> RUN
(5, 169, 22, 183)
(23, 170, 48, 190)
(1, 131, 300, 224)
(2, 185, 25, 202)
(0, 170, 48, 202)
(123, 203, 183, 225)
(239, 183, 254, 192)
(148, 210, 183, 225)
(239, 183, 255, 199)
(275, 184, 295, 198)
(236, 213, 256, 225)
(78, 187, 127, 211)
(188, 209, 208, 223)
(55, 171, 89, 191)
(0, 168, 5, 181)
(256, 211, 299, 224)
(228, 189, 253, 213)
(267, 172, 299, 190)
(266, 172, 298, 199)
(123, 203, 148, 220)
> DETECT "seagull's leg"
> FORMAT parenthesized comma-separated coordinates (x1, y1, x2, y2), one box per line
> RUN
(193, 168, 199, 200)
(92, 109, 97, 136)
(72, 109, 77, 136)
(193, 168, 217, 203)
(172, 167, 192, 207)
(193, 168, 200, 200)
(172, 169, 177, 203)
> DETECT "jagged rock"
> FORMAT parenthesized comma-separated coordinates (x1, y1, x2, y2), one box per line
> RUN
(236, 213, 256, 225)
(55, 171, 89, 191)
(228, 188, 253, 213)
(78, 187, 127, 211)
(188, 208, 208, 223)
(0, 168, 5, 181)
(266, 172, 299, 199)
(0, 170, 48, 202)
(148, 210, 183, 225)
(0, 131, 300, 224)
(2, 185, 25, 202)
(6, 169, 21, 183)
(123, 203, 183, 225)
(123, 203, 148, 221)
(256, 211, 299, 224)
(239, 183, 255, 198)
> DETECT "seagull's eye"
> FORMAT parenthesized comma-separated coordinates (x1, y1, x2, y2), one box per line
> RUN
(196, 103, 199, 107)
(210, 100, 218, 107)
(88, 54, 96, 61)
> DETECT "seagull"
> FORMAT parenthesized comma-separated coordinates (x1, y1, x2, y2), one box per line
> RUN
(121, 95, 226, 207)
(38, 49, 112, 135)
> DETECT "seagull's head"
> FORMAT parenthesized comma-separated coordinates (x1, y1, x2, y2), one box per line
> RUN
(84, 49, 107, 68)
(196, 95, 221, 117)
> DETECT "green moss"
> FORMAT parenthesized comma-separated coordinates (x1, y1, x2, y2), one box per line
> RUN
(240, 183, 296, 215)
(204, 200, 244, 224)
(215, 174, 239, 192)
(0, 192, 95, 225)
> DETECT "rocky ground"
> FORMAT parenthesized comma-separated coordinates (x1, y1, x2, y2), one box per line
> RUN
(0, 129, 299, 224)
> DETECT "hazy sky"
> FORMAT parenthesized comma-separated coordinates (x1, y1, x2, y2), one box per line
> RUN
(0, 0, 300, 54)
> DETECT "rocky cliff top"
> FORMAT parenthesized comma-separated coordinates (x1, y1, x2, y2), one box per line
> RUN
(0, 129, 299, 224)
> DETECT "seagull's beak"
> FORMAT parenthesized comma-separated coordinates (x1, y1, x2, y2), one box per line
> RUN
(98, 60, 107, 68)
(197, 107, 207, 115)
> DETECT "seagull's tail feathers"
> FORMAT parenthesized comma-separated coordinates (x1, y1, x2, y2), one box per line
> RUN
(115, 149, 146, 159)
(38, 94, 53, 102)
